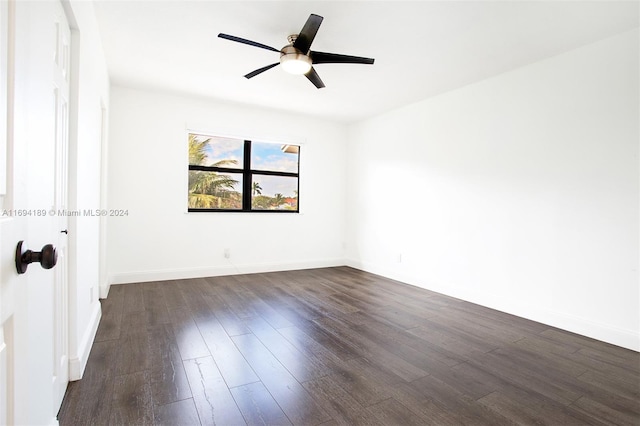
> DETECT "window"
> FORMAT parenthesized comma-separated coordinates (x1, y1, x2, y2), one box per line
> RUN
(188, 133, 300, 212)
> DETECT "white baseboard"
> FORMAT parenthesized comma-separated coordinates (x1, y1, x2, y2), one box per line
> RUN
(68, 301, 101, 381)
(109, 258, 346, 285)
(346, 258, 640, 352)
(99, 281, 110, 299)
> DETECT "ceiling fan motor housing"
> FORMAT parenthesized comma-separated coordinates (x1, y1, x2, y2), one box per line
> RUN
(279, 44, 312, 74)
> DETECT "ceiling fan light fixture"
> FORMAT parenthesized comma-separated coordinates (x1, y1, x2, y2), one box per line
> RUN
(219, 14, 374, 88)
(280, 46, 312, 75)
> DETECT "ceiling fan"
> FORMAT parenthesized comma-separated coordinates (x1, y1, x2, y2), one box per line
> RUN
(218, 14, 375, 89)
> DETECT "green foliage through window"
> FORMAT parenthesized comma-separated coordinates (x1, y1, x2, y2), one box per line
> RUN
(188, 133, 300, 212)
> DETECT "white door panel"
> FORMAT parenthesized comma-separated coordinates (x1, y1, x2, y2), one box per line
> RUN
(0, 1, 20, 424)
(0, 1, 71, 423)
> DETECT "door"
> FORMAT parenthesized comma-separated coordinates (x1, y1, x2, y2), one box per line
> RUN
(0, 1, 71, 423)
(0, 1, 19, 424)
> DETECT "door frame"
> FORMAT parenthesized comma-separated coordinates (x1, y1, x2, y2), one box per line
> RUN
(60, 1, 82, 384)
(61, 1, 102, 384)
(52, 0, 71, 411)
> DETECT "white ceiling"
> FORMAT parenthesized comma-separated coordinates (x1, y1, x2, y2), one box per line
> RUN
(93, 1, 639, 123)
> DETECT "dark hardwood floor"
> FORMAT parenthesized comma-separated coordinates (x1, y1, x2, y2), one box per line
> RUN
(58, 266, 640, 425)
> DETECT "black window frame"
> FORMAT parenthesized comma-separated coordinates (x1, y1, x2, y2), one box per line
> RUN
(188, 137, 300, 213)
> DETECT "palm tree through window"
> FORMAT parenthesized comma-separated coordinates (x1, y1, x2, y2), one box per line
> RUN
(188, 133, 300, 212)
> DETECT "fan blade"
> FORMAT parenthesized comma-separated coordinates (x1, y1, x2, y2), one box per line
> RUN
(310, 51, 375, 65)
(218, 33, 279, 52)
(244, 63, 279, 79)
(304, 67, 325, 89)
(293, 14, 323, 53)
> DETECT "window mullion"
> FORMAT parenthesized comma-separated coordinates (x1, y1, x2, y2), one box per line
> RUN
(242, 140, 252, 211)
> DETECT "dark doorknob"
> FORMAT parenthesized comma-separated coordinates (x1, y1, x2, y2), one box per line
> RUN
(15, 241, 58, 274)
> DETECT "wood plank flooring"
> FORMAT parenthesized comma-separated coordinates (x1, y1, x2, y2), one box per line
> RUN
(58, 267, 640, 425)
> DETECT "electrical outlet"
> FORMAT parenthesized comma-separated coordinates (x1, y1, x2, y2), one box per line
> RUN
(224, 248, 230, 259)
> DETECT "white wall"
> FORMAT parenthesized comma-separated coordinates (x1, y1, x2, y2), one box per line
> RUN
(346, 29, 639, 351)
(107, 86, 347, 284)
(66, 0, 110, 379)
